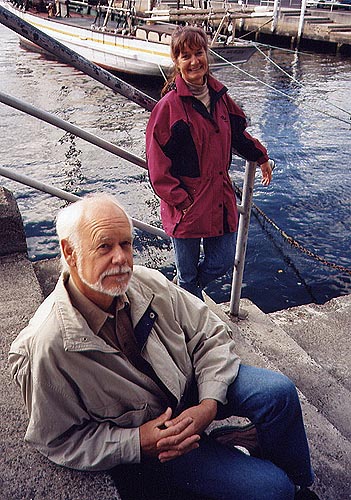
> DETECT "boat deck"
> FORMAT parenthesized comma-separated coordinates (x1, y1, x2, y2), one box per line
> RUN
(21, 6, 179, 41)
(1, 1, 258, 74)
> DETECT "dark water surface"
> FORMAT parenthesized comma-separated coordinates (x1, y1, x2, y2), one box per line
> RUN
(1, 24, 350, 312)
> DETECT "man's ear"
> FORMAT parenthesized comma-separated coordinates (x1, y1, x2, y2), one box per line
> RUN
(61, 239, 76, 268)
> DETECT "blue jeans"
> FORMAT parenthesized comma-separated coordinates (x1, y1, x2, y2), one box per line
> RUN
(172, 233, 236, 299)
(112, 366, 314, 500)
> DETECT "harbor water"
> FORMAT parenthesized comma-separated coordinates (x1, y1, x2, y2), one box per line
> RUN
(0, 23, 350, 312)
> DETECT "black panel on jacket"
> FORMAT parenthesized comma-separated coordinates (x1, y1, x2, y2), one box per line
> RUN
(162, 120, 200, 178)
(229, 114, 263, 162)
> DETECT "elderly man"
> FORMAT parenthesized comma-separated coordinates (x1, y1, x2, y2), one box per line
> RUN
(9, 194, 320, 500)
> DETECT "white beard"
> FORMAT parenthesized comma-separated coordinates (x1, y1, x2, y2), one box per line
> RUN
(76, 261, 132, 297)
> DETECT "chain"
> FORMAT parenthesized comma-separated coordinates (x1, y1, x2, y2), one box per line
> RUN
(233, 183, 351, 276)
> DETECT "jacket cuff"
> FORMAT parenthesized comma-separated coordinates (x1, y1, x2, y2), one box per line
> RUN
(198, 380, 230, 405)
(257, 154, 269, 165)
(118, 427, 141, 464)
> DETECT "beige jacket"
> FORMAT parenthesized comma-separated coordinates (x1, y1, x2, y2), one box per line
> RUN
(9, 265, 240, 471)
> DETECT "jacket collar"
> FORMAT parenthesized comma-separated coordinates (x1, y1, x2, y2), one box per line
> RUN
(53, 269, 155, 351)
(175, 74, 228, 98)
(126, 267, 155, 326)
(53, 273, 113, 352)
(65, 275, 111, 335)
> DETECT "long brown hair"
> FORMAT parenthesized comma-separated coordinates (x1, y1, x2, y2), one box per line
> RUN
(161, 26, 210, 96)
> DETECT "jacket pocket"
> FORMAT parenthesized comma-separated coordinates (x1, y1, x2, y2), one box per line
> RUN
(162, 120, 200, 178)
(90, 402, 150, 426)
(172, 209, 184, 235)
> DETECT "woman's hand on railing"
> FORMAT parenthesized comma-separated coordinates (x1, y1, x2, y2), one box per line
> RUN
(259, 159, 274, 186)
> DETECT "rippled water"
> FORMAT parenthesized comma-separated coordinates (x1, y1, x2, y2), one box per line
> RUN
(1, 23, 350, 312)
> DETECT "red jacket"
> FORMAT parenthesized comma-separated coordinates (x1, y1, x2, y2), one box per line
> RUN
(146, 75, 268, 238)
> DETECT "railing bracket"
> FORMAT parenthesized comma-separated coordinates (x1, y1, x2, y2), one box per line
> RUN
(230, 308, 249, 321)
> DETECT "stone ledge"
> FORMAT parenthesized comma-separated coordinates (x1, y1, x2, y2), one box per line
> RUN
(0, 187, 27, 257)
(0, 186, 119, 500)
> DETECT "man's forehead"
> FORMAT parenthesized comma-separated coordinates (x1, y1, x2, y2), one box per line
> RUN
(84, 200, 123, 217)
(93, 229, 132, 242)
(81, 204, 132, 238)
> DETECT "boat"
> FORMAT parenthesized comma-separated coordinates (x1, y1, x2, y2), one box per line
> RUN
(0, 0, 257, 76)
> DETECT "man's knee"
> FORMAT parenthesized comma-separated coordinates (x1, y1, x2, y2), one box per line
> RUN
(268, 372, 299, 407)
(217, 460, 295, 500)
(259, 472, 295, 500)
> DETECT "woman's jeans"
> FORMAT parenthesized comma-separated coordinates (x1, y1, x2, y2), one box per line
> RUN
(111, 365, 314, 500)
(172, 233, 236, 299)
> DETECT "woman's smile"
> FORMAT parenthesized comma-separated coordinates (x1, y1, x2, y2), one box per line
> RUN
(177, 45, 209, 85)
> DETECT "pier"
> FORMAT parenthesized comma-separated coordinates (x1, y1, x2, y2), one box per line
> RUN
(232, 5, 351, 54)
(142, 0, 351, 55)
(1, 185, 350, 499)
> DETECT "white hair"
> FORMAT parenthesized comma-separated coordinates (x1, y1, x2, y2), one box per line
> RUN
(56, 193, 133, 272)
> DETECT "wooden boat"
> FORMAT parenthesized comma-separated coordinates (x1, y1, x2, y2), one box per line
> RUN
(1, 0, 257, 76)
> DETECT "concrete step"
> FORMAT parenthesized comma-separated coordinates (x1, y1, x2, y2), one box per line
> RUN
(305, 17, 333, 23)
(329, 27, 351, 31)
(282, 14, 331, 21)
(327, 23, 351, 27)
(227, 298, 351, 441)
(0, 254, 120, 500)
(207, 297, 351, 500)
(280, 8, 302, 15)
(269, 295, 351, 393)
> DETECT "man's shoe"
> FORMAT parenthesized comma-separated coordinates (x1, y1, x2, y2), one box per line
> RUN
(295, 488, 321, 500)
(208, 423, 261, 458)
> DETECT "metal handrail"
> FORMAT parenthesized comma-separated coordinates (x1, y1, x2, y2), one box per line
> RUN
(0, 163, 255, 316)
(0, 154, 256, 318)
(0, 91, 147, 170)
(0, 166, 168, 239)
(0, 89, 260, 316)
(0, 4, 264, 317)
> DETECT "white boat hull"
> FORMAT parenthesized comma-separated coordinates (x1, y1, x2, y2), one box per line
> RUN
(3, 2, 256, 76)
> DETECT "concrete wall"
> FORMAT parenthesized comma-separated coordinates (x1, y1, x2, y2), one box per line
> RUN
(0, 186, 120, 500)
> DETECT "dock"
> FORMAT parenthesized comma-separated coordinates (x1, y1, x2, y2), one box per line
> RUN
(0, 185, 350, 500)
(235, 6, 351, 54)
(145, 0, 351, 55)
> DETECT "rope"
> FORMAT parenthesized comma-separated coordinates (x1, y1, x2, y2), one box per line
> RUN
(254, 44, 351, 119)
(233, 182, 351, 276)
(235, 17, 274, 40)
(209, 47, 351, 125)
(157, 63, 167, 82)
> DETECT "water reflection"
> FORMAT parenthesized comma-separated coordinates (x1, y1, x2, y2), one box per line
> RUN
(0, 24, 350, 312)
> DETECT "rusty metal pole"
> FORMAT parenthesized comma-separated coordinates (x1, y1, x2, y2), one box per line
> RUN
(0, 4, 157, 112)
(230, 161, 256, 318)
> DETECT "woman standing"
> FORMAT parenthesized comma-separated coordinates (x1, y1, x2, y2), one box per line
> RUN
(146, 26, 272, 299)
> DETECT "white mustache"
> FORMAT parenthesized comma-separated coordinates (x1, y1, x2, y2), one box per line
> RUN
(100, 266, 132, 279)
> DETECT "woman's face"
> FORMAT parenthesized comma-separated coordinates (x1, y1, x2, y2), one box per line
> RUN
(176, 44, 208, 85)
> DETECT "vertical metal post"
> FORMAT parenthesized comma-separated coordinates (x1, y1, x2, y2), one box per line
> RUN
(230, 161, 257, 318)
(271, 0, 280, 33)
(296, 0, 308, 48)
